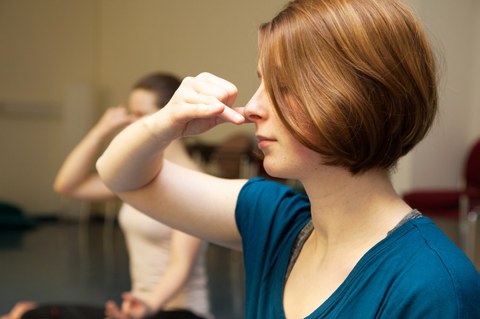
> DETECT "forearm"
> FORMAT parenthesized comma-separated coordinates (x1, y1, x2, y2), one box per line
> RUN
(96, 115, 173, 192)
(143, 232, 204, 313)
(98, 73, 245, 192)
(54, 125, 109, 195)
(144, 263, 193, 313)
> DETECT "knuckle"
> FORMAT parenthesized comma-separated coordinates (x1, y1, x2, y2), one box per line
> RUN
(182, 76, 194, 86)
(197, 72, 212, 79)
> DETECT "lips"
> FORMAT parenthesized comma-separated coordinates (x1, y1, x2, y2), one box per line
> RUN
(256, 135, 275, 150)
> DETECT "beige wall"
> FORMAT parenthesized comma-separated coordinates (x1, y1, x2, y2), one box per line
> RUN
(0, 0, 97, 214)
(468, 0, 480, 144)
(96, 0, 285, 143)
(0, 0, 479, 215)
(392, 0, 480, 193)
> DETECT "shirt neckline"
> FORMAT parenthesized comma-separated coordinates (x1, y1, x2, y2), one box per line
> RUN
(281, 210, 423, 318)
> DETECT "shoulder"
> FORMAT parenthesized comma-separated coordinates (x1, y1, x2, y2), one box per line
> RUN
(237, 177, 308, 211)
(235, 178, 309, 230)
(384, 218, 480, 317)
(235, 177, 310, 258)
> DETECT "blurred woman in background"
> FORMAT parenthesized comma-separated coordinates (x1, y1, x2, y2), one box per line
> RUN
(53, 72, 212, 319)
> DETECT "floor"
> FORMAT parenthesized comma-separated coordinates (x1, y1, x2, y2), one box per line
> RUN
(0, 218, 245, 319)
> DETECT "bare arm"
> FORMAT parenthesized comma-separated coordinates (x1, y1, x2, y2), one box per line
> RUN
(97, 73, 248, 249)
(163, 139, 199, 171)
(145, 231, 204, 310)
(118, 231, 206, 318)
(54, 106, 133, 200)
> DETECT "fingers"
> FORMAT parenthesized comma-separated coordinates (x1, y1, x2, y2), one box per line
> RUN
(111, 106, 133, 121)
(183, 99, 243, 125)
(194, 72, 238, 107)
(121, 292, 138, 314)
(99, 106, 135, 131)
(221, 105, 246, 124)
(143, 72, 246, 140)
(105, 300, 122, 319)
(177, 73, 245, 124)
(105, 105, 129, 118)
(122, 292, 144, 305)
(233, 106, 252, 124)
(119, 293, 148, 319)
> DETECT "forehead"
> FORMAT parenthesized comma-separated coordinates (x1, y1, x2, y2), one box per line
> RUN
(130, 89, 156, 101)
(128, 89, 158, 114)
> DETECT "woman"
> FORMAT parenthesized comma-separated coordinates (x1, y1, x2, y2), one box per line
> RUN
(54, 73, 212, 319)
(97, 1, 480, 318)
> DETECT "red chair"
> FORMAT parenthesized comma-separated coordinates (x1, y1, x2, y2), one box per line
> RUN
(403, 138, 480, 259)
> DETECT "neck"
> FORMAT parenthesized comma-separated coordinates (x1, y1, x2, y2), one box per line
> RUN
(300, 167, 412, 249)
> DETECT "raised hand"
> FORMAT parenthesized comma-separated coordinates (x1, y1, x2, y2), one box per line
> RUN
(95, 106, 135, 138)
(144, 72, 246, 142)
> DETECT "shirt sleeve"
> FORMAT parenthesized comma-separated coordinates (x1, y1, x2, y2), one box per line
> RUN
(235, 178, 310, 257)
(234, 178, 311, 318)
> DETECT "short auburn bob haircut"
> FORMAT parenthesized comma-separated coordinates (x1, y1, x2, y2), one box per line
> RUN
(258, 0, 438, 174)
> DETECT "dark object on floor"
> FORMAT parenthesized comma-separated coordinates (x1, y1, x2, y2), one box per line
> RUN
(148, 309, 207, 319)
(0, 201, 36, 230)
(22, 305, 205, 319)
(22, 304, 104, 319)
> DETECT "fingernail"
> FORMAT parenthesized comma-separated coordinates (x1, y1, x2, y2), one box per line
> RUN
(235, 113, 245, 122)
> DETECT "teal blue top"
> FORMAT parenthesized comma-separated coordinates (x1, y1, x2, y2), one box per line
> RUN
(235, 178, 480, 318)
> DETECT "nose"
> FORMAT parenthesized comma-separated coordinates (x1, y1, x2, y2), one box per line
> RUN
(244, 84, 267, 122)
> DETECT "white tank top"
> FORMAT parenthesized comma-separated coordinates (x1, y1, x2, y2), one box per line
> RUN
(118, 204, 212, 318)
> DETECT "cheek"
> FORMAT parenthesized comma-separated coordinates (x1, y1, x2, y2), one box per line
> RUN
(262, 138, 318, 179)
(288, 141, 317, 170)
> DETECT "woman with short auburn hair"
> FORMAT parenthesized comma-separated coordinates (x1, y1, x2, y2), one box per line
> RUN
(258, 0, 438, 174)
(97, 0, 480, 318)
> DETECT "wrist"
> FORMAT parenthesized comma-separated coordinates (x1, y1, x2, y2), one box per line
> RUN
(90, 123, 113, 140)
(141, 114, 178, 146)
(141, 298, 158, 317)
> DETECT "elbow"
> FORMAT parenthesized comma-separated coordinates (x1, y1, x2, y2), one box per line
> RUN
(96, 153, 160, 193)
(96, 156, 119, 192)
(53, 180, 74, 197)
(95, 156, 109, 186)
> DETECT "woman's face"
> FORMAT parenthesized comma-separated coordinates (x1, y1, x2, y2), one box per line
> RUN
(244, 79, 322, 180)
(128, 89, 158, 119)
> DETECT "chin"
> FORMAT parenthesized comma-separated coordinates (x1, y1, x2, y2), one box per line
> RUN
(262, 160, 295, 180)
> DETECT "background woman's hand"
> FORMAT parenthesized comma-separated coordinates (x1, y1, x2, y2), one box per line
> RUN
(145, 72, 246, 141)
(1, 302, 37, 319)
(95, 106, 135, 138)
(105, 300, 124, 319)
(104, 292, 152, 319)
(120, 292, 153, 319)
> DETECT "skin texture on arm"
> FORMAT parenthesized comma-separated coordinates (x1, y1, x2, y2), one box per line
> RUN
(97, 73, 248, 249)
(163, 139, 199, 171)
(53, 106, 133, 200)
